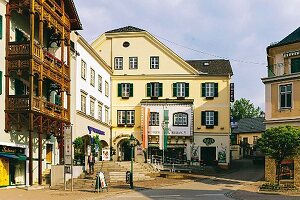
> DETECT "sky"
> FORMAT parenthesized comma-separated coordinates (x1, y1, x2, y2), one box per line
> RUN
(73, 0, 300, 110)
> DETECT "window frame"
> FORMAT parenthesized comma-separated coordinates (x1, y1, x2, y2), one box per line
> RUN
(90, 97, 95, 117)
(150, 56, 159, 69)
(117, 110, 135, 126)
(122, 83, 130, 98)
(80, 93, 86, 113)
(205, 82, 215, 98)
(177, 82, 186, 97)
(98, 102, 103, 121)
(98, 74, 102, 92)
(279, 84, 292, 109)
(114, 57, 123, 70)
(205, 111, 214, 126)
(105, 106, 109, 124)
(149, 112, 160, 126)
(90, 68, 95, 87)
(129, 57, 138, 69)
(81, 60, 87, 80)
(173, 112, 188, 126)
(105, 81, 109, 97)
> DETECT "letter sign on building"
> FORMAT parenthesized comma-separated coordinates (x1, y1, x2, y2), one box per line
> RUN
(230, 83, 234, 102)
(203, 138, 215, 146)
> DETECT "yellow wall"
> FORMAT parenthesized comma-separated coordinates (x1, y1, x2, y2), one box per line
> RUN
(237, 132, 262, 145)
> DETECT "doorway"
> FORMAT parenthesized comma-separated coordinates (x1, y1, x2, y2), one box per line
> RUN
(121, 140, 132, 161)
(201, 147, 216, 165)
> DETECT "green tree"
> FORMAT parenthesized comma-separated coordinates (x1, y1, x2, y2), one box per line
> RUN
(231, 98, 264, 120)
(73, 137, 84, 164)
(257, 126, 300, 185)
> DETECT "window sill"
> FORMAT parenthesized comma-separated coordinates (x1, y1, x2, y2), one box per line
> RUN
(206, 125, 214, 129)
(150, 96, 159, 100)
(177, 97, 185, 100)
(279, 107, 292, 112)
(205, 97, 214, 100)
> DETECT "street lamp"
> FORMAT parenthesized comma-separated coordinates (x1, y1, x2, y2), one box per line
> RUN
(129, 134, 136, 189)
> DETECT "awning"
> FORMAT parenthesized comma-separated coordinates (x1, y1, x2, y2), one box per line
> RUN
(0, 152, 27, 161)
(88, 126, 105, 135)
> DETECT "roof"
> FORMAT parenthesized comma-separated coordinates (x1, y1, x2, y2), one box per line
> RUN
(232, 117, 265, 134)
(267, 27, 300, 49)
(64, 0, 82, 30)
(105, 26, 145, 33)
(186, 59, 233, 76)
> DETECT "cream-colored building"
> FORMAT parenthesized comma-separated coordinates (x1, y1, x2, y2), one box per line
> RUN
(262, 27, 300, 185)
(91, 26, 233, 166)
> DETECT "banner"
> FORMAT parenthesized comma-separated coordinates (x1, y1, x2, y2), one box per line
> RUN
(64, 125, 72, 165)
(142, 107, 150, 149)
(163, 110, 169, 150)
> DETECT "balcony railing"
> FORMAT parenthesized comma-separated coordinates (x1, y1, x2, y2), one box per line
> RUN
(7, 95, 30, 110)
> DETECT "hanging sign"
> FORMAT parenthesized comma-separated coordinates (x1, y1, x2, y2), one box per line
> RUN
(230, 83, 234, 102)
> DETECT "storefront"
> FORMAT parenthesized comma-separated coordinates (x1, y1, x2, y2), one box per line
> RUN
(0, 145, 27, 187)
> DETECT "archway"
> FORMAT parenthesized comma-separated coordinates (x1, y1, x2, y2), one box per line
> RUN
(119, 139, 131, 161)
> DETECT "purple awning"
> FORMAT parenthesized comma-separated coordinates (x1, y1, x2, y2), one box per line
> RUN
(88, 126, 105, 135)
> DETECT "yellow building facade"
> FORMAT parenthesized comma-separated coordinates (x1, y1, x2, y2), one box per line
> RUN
(262, 27, 300, 185)
(92, 26, 233, 166)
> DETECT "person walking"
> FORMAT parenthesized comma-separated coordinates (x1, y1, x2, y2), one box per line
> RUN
(88, 153, 95, 174)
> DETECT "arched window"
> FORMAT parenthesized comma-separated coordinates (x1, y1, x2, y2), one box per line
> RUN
(173, 112, 188, 126)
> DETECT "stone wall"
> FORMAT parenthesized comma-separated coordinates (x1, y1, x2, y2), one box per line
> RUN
(265, 157, 276, 183)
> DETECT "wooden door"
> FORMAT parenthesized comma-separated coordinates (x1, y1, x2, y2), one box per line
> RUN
(46, 144, 53, 164)
(0, 157, 9, 186)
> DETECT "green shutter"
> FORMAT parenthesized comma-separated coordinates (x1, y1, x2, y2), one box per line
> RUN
(0, 71, 2, 95)
(146, 83, 151, 97)
(185, 83, 189, 97)
(201, 83, 206, 97)
(118, 83, 122, 97)
(214, 83, 218, 97)
(0, 15, 2, 40)
(214, 111, 218, 126)
(201, 111, 206, 125)
(173, 83, 177, 97)
(130, 83, 133, 97)
(159, 83, 163, 97)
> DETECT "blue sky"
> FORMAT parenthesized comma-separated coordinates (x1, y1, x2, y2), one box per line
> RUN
(73, 0, 300, 110)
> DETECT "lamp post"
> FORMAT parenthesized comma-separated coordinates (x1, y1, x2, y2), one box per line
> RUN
(129, 134, 135, 189)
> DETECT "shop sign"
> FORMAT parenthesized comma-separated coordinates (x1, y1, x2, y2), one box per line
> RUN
(0, 145, 25, 154)
(102, 149, 110, 161)
(230, 83, 234, 102)
(203, 138, 215, 146)
(64, 126, 72, 165)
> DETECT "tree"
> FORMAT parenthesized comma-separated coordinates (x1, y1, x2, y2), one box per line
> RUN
(257, 126, 300, 185)
(231, 98, 264, 121)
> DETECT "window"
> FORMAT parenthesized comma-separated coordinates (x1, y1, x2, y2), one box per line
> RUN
(129, 57, 138, 69)
(202, 82, 218, 98)
(81, 60, 87, 80)
(90, 98, 95, 117)
(253, 136, 258, 145)
(105, 107, 109, 124)
(280, 84, 292, 109)
(81, 93, 86, 113)
(149, 112, 159, 126)
(118, 83, 133, 98)
(98, 75, 102, 92)
(105, 81, 109, 97)
(173, 82, 189, 97)
(150, 56, 159, 69)
(201, 111, 218, 127)
(117, 110, 135, 126)
(147, 82, 163, 98)
(90, 68, 95, 86)
(114, 57, 123, 70)
(98, 102, 102, 121)
(173, 112, 188, 126)
(0, 15, 2, 40)
(291, 57, 300, 74)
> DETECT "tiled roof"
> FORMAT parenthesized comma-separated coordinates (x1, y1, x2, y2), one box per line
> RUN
(186, 59, 233, 76)
(105, 26, 145, 33)
(268, 27, 300, 49)
(232, 117, 265, 134)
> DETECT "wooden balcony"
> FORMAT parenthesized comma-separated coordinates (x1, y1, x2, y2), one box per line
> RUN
(6, 95, 68, 121)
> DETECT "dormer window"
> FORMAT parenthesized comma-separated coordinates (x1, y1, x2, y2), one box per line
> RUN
(291, 57, 300, 74)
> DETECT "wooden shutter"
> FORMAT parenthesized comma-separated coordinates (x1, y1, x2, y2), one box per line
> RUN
(146, 83, 151, 97)
(201, 83, 206, 97)
(159, 83, 163, 97)
(201, 111, 206, 125)
(185, 83, 189, 97)
(173, 83, 177, 97)
(214, 83, 218, 97)
(214, 111, 218, 126)
(130, 83, 133, 97)
(118, 83, 122, 97)
(0, 15, 2, 40)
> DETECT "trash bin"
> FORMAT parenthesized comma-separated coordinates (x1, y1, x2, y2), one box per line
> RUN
(126, 171, 131, 184)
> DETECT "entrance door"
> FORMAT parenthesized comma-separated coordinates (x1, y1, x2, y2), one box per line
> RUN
(121, 140, 132, 161)
(201, 147, 216, 165)
(0, 157, 9, 186)
(46, 144, 53, 164)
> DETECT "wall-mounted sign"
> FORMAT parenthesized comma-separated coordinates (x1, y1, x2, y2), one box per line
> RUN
(0, 145, 25, 154)
(230, 83, 234, 102)
(203, 138, 215, 146)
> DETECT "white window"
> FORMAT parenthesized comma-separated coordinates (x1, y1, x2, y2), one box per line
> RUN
(105, 81, 109, 97)
(150, 56, 159, 69)
(280, 84, 292, 109)
(177, 83, 185, 97)
(81, 60, 86, 79)
(122, 83, 130, 97)
(149, 112, 159, 126)
(105, 108, 109, 124)
(90, 98, 95, 117)
(90, 68, 95, 86)
(81, 93, 86, 113)
(114, 57, 123, 70)
(118, 111, 126, 125)
(98, 102, 102, 121)
(173, 112, 188, 126)
(129, 57, 138, 69)
(206, 111, 214, 126)
(205, 83, 214, 97)
(127, 111, 135, 125)
(98, 75, 102, 92)
(117, 110, 135, 126)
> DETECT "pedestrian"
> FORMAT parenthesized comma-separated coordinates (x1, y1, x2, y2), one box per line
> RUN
(88, 153, 95, 174)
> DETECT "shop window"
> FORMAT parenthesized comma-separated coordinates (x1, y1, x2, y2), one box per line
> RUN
(277, 160, 294, 180)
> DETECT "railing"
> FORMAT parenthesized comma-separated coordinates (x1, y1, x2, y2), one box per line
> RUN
(8, 42, 30, 56)
(7, 95, 30, 110)
(44, 51, 64, 73)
